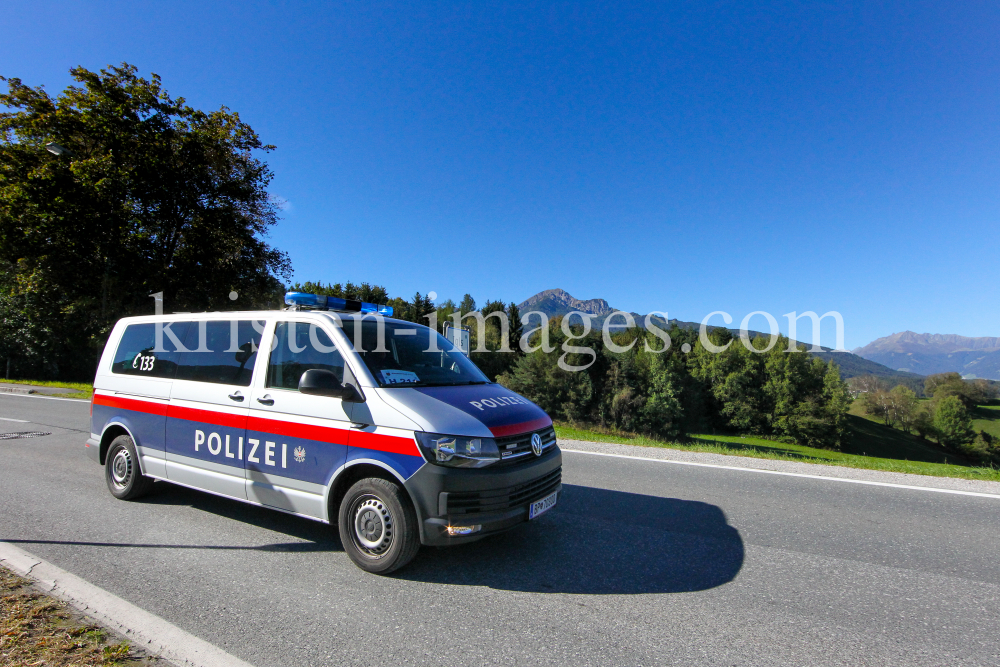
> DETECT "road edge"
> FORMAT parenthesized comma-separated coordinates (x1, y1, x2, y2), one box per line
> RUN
(561, 442, 1000, 498)
(0, 541, 254, 667)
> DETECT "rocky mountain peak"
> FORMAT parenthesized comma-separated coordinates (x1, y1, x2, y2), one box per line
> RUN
(518, 288, 616, 316)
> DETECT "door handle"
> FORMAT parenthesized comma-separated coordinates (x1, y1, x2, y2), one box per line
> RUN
(228, 392, 244, 402)
(350, 422, 370, 429)
(257, 394, 274, 406)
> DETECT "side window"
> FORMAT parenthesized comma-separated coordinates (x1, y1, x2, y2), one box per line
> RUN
(175, 320, 264, 387)
(111, 322, 190, 379)
(267, 322, 345, 390)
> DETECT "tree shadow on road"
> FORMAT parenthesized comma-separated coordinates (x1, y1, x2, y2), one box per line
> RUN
(398, 484, 744, 595)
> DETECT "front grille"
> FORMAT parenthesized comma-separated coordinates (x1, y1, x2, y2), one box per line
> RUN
(494, 425, 557, 467)
(446, 467, 561, 516)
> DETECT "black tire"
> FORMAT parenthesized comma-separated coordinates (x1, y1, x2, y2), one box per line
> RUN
(338, 477, 420, 574)
(104, 434, 154, 500)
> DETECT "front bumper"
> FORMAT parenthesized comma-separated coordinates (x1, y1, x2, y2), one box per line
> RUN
(404, 446, 562, 546)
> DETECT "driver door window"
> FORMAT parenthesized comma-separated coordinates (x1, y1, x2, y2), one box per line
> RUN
(266, 322, 345, 389)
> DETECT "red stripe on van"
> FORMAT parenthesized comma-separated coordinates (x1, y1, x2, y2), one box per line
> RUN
(349, 429, 421, 457)
(93, 394, 168, 416)
(489, 416, 553, 438)
(246, 415, 349, 446)
(166, 404, 248, 430)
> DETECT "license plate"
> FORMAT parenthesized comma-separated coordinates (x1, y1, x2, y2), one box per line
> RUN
(529, 491, 558, 519)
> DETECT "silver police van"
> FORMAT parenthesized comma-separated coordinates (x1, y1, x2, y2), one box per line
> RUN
(86, 293, 561, 573)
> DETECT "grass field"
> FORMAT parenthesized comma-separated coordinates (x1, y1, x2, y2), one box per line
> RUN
(555, 413, 1000, 483)
(972, 404, 1000, 439)
(0, 378, 92, 400)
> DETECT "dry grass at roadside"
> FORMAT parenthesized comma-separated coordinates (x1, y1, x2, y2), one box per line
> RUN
(0, 566, 163, 666)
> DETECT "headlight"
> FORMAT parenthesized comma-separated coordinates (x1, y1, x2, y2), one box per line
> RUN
(414, 432, 500, 468)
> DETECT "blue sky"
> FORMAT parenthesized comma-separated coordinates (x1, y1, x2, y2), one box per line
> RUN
(5, 1, 1000, 348)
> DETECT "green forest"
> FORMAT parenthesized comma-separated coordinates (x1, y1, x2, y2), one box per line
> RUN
(294, 281, 1000, 467)
(291, 280, 852, 450)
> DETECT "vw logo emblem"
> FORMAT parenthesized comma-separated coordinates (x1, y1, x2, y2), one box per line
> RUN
(531, 433, 543, 456)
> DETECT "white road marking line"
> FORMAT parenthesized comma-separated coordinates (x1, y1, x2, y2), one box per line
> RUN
(561, 448, 1000, 500)
(0, 392, 85, 402)
(0, 542, 254, 667)
(0, 417, 29, 422)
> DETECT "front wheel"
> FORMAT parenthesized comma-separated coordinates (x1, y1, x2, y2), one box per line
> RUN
(105, 435, 154, 500)
(338, 477, 420, 574)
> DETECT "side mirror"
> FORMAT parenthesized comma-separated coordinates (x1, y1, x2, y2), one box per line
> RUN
(298, 369, 364, 402)
(234, 341, 254, 365)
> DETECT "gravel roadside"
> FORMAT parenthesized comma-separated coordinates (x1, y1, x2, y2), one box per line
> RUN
(0, 383, 77, 395)
(559, 437, 1000, 496)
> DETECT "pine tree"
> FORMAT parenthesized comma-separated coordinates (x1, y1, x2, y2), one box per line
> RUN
(507, 302, 523, 353)
(422, 294, 435, 320)
(459, 294, 476, 316)
(407, 292, 424, 323)
(821, 361, 852, 447)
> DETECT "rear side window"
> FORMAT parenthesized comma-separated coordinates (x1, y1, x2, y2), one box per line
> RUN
(175, 320, 265, 387)
(111, 322, 190, 378)
(267, 322, 345, 390)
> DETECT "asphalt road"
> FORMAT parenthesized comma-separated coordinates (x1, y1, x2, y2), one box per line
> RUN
(1, 394, 999, 666)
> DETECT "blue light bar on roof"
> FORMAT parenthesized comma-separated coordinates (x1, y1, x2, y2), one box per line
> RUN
(284, 292, 326, 308)
(284, 292, 393, 317)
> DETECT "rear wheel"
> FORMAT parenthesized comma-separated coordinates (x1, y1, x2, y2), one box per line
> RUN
(105, 435, 154, 500)
(338, 477, 420, 574)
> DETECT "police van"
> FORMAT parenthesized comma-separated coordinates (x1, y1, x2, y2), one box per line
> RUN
(86, 293, 561, 573)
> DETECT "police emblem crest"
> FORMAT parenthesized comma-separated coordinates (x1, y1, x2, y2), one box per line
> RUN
(293, 445, 306, 463)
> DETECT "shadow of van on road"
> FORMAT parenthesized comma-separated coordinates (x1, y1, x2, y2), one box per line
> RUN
(29, 481, 743, 593)
(398, 484, 744, 595)
(140, 481, 343, 551)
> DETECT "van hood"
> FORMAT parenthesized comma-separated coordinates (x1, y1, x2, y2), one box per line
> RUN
(373, 384, 552, 438)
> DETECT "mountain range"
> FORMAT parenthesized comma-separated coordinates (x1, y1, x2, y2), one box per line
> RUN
(853, 332, 1000, 380)
(517, 289, 918, 380)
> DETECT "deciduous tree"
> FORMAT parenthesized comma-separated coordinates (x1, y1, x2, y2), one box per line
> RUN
(889, 385, 918, 433)
(0, 64, 290, 378)
(933, 395, 975, 449)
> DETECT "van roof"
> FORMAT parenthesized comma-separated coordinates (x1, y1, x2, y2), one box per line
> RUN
(115, 310, 412, 325)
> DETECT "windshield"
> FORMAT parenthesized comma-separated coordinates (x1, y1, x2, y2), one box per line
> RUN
(347, 319, 490, 388)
